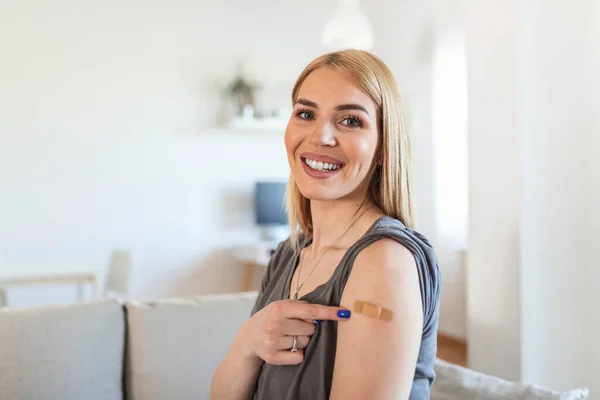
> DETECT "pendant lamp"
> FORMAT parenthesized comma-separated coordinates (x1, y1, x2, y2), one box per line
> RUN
(321, 0, 374, 51)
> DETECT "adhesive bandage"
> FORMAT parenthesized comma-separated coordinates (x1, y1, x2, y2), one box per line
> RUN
(353, 300, 394, 321)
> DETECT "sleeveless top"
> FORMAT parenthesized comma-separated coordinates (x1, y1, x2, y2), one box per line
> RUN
(250, 215, 441, 400)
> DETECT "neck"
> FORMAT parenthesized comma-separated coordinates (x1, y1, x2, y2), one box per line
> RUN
(307, 194, 377, 255)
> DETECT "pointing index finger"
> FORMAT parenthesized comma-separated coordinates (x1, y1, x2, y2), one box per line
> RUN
(286, 301, 351, 321)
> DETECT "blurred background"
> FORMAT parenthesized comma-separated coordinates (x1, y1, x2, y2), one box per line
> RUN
(0, 0, 597, 396)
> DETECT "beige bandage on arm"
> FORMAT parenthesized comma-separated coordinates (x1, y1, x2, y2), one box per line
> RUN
(353, 300, 394, 321)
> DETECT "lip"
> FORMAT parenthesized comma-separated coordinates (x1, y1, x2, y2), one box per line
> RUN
(299, 154, 345, 180)
(300, 152, 345, 165)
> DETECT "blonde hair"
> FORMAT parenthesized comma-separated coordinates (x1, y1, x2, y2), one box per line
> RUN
(286, 50, 414, 247)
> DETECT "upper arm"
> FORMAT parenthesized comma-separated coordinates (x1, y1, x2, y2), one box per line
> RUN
(330, 239, 423, 400)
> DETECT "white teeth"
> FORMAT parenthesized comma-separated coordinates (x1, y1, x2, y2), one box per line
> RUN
(303, 158, 342, 172)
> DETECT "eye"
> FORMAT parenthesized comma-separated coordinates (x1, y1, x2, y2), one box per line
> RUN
(294, 108, 315, 121)
(340, 115, 363, 128)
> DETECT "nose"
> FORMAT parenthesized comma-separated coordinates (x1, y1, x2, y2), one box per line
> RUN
(308, 120, 336, 147)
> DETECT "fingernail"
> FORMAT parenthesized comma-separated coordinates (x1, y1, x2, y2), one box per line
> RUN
(337, 310, 351, 319)
(314, 320, 321, 324)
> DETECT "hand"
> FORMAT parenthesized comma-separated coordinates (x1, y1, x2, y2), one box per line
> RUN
(244, 300, 351, 365)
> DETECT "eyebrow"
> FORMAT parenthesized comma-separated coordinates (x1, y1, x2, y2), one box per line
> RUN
(295, 98, 370, 116)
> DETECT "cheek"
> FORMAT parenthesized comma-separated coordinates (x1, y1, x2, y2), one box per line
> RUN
(283, 128, 300, 159)
(284, 126, 304, 156)
(283, 128, 295, 155)
(342, 136, 377, 165)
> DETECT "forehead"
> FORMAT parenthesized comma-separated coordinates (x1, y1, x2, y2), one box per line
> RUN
(296, 67, 376, 113)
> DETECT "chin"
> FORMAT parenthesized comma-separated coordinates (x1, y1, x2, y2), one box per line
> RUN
(301, 192, 338, 202)
(295, 182, 345, 202)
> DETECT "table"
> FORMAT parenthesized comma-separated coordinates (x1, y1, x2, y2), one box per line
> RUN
(232, 243, 276, 291)
(0, 272, 99, 307)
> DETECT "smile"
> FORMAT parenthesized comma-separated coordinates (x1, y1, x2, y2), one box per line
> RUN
(303, 157, 343, 172)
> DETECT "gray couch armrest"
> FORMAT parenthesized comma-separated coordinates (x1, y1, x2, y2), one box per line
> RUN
(431, 359, 589, 400)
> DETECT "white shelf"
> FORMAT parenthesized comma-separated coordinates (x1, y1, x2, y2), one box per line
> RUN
(227, 117, 288, 132)
(201, 118, 288, 137)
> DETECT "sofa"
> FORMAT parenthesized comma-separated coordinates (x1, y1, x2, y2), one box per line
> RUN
(0, 292, 589, 400)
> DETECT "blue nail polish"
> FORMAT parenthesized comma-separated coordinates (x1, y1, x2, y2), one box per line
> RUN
(314, 320, 321, 324)
(337, 310, 351, 319)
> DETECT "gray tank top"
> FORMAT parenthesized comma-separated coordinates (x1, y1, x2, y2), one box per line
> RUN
(251, 215, 441, 400)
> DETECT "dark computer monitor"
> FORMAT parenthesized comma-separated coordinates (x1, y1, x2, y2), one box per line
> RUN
(254, 181, 288, 227)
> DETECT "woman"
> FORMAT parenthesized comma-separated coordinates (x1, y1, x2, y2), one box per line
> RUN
(211, 50, 441, 400)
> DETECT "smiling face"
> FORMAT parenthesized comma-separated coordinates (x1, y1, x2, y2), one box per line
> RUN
(284, 67, 380, 203)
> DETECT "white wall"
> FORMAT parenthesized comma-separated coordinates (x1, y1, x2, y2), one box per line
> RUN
(519, 0, 592, 390)
(431, 0, 468, 340)
(590, 0, 600, 382)
(0, 1, 441, 306)
(467, 0, 599, 392)
(465, 0, 522, 380)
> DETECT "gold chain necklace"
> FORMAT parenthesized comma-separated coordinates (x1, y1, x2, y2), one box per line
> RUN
(293, 206, 371, 300)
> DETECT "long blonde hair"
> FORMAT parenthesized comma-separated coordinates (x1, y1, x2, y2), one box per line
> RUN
(286, 50, 414, 248)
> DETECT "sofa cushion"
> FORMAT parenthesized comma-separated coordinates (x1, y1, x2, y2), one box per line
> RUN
(431, 359, 589, 400)
(125, 291, 258, 400)
(0, 299, 125, 400)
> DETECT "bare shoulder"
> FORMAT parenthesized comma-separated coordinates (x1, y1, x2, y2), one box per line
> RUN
(341, 237, 420, 306)
(348, 238, 417, 289)
(355, 238, 415, 269)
